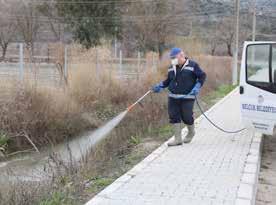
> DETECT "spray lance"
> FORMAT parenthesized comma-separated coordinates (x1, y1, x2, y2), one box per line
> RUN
(127, 90, 152, 112)
(126, 58, 178, 112)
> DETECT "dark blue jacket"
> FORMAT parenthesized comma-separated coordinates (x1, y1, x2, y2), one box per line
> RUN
(161, 59, 206, 96)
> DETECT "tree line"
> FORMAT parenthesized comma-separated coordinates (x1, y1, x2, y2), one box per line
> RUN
(0, 0, 275, 61)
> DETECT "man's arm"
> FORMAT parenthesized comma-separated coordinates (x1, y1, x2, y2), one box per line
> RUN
(188, 63, 207, 96)
(161, 72, 171, 88)
(194, 63, 206, 86)
(152, 69, 171, 93)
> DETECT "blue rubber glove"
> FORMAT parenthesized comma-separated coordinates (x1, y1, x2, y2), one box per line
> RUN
(152, 82, 164, 93)
(189, 82, 201, 96)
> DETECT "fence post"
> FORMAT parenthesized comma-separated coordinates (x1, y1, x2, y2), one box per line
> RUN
(145, 55, 148, 72)
(119, 50, 122, 78)
(114, 38, 117, 58)
(138, 51, 141, 80)
(19, 43, 24, 81)
(96, 47, 99, 77)
(47, 44, 50, 63)
(152, 54, 156, 73)
(64, 45, 68, 82)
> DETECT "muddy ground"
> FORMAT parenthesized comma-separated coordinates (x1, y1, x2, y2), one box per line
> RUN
(256, 135, 276, 205)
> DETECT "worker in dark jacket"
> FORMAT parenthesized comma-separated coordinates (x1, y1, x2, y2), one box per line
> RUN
(152, 48, 206, 146)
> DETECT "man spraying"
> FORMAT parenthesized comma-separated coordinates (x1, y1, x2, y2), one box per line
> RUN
(152, 48, 206, 146)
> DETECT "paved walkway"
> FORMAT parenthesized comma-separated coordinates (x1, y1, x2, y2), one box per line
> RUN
(86, 89, 263, 205)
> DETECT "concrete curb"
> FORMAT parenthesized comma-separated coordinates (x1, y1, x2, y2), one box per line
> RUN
(235, 133, 263, 205)
(86, 88, 240, 205)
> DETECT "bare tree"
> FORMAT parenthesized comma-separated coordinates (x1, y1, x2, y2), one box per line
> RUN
(0, 20, 16, 61)
(217, 17, 235, 56)
(204, 23, 222, 56)
(216, 13, 251, 57)
(210, 37, 218, 56)
(16, 0, 40, 57)
(122, 0, 179, 58)
(37, 1, 64, 41)
(239, 12, 252, 42)
(0, 2, 17, 61)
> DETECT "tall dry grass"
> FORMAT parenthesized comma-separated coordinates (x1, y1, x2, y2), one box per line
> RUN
(0, 83, 91, 152)
(0, 64, 164, 154)
(193, 55, 232, 94)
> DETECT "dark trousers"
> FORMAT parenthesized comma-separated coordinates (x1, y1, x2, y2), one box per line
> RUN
(168, 97, 195, 125)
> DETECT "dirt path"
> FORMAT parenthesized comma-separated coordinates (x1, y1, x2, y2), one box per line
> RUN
(256, 135, 276, 205)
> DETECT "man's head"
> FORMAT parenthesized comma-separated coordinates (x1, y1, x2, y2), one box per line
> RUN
(170, 47, 187, 66)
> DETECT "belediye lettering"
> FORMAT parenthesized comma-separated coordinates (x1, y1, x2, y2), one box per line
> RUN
(242, 104, 276, 113)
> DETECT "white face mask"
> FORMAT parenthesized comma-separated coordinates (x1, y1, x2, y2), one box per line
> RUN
(171, 58, 178, 66)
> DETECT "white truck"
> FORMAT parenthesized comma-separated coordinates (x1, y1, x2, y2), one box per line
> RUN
(240, 41, 276, 135)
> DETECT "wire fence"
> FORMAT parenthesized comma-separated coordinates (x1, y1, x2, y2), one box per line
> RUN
(0, 42, 159, 89)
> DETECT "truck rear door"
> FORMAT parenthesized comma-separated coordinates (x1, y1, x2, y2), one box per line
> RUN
(240, 42, 276, 135)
